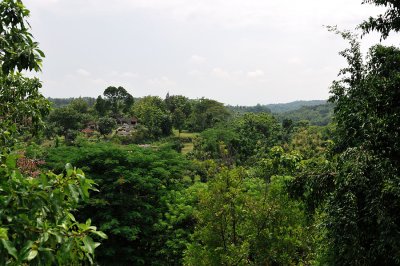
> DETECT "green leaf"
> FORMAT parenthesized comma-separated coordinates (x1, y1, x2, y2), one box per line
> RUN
(20, 241, 33, 259)
(40, 173, 48, 187)
(38, 247, 53, 252)
(67, 212, 77, 222)
(85, 253, 94, 264)
(27, 249, 38, 261)
(68, 184, 79, 203)
(1, 239, 18, 259)
(5, 154, 17, 169)
(66, 163, 73, 177)
(36, 49, 45, 58)
(82, 236, 96, 254)
(92, 230, 108, 239)
(0, 228, 8, 240)
(51, 231, 63, 243)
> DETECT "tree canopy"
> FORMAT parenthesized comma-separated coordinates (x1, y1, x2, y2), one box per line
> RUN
(360, 0, 400, 39)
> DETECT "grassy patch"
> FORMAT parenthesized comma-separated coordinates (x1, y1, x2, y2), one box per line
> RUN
(172, 130, 198, 154)
(182, 143, 194, 154)
(173, 130, 199, 139)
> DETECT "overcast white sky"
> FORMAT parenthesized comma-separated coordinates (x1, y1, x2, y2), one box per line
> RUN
(24, 0, 398, 105)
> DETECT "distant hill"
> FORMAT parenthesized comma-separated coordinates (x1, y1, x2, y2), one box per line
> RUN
(275, 103, 335, 126)
(228, 100, 334, 126)
(266, 100, 327, 113)
(228, 100, 327, 114)
(227, 104, 272, 114)
(48, 97, 96, 108)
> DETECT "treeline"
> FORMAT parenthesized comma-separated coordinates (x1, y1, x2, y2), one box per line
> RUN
(48, 97, 96, 108)
(45, 89, 230, 143)
(46, 94, 332, 144)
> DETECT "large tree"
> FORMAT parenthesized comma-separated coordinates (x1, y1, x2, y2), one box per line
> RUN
(188, 98, 231, 132)
(165, 94, 192, 134)
(102, 86, 134, 117)
(307, 27, 400, 265)
(0, 1, 105, 264)
(0, 0, 50, 149)
(133, 96, 172, 138)
(360, 0, 400, 39)
(0, 0, 44, 74)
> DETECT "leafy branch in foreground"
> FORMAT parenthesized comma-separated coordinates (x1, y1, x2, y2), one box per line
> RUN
(0, 155, 106, 265)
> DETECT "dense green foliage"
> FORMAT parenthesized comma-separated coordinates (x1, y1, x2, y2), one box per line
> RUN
(0, 156, 106, 265)
(192, 113, 281, 165)
(187, 98, 231, 132)
(165, 94, 192, 134)
(0, 0, 49, 150)
(102, 86, 134, 117)
(97, 117, 116, 136)
(184, 167, 310, 266)
(0, 74, 50, 148)
(0, 0, 44, 74)
(323, 28, 400, 265)
(132, 96, 172, 138)
(44, 143, 191, 265)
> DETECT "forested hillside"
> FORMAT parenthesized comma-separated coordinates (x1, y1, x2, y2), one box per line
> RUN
(265, 100, 327, 113)
(1, 0, 400, 265)
(227, 99, 327, 114)
(276, 103, 334, 126)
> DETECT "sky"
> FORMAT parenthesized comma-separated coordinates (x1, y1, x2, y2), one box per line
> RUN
(23, 0, 398, 105)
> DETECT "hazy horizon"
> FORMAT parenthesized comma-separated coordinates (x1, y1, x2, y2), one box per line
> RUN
(25, 0, 399, 105)
(46, 95, 328, 107)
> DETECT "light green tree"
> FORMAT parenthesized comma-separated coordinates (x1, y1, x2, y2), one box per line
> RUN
(133, 96, 172, 138)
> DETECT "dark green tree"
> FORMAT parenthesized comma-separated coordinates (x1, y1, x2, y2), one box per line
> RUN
(360, 0, 400, 39)
(69, 97, 89, 113)
(328, 28, 400, 161)
(44, 143, 189, 265)
(47, 107, 84, 140)
(103, 86, 134, 117)
(188, 98, 231, 132)
(133, 96, 172, 138)
(165, 95, 192, 133)
(98, 117, 116, 136)
(94, 95, 108, 116)
(310, 28, 400, 265)
(232, 113, 282, 164)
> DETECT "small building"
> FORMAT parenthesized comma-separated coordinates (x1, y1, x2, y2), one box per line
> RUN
(86, 121, 97, 130)
(81, 128, 95, 137)
(116, 116, 138, 127)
